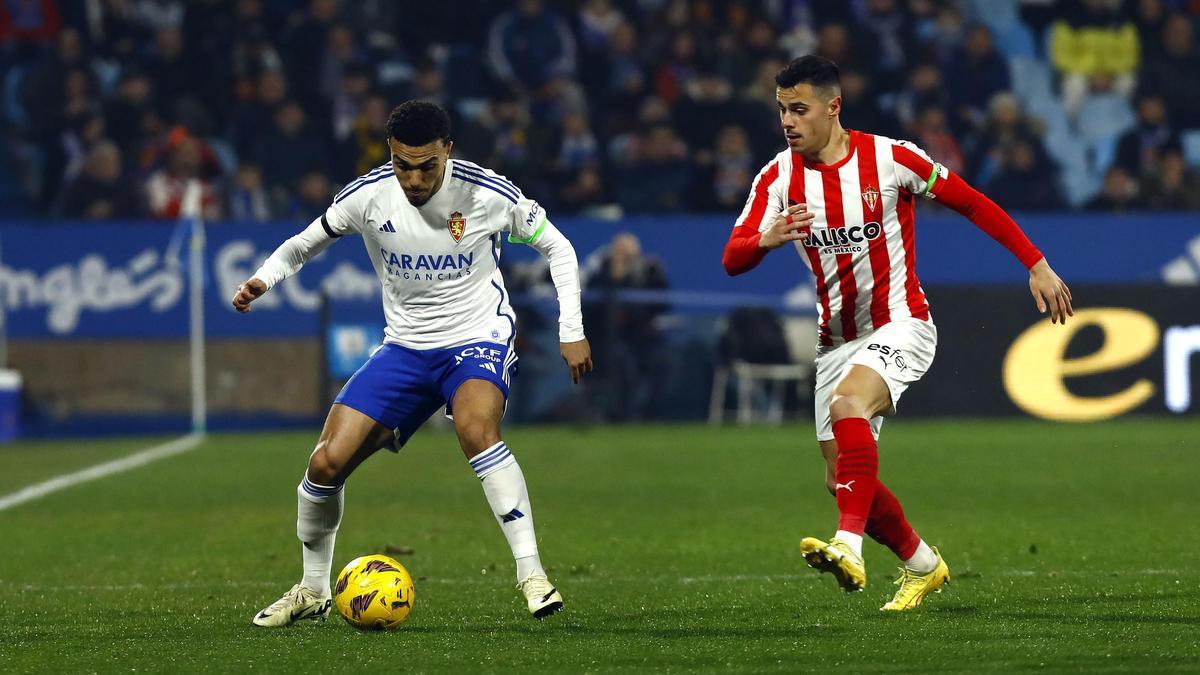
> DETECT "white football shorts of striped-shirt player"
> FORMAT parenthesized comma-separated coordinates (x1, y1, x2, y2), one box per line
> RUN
(735, 131, 947, 440)
(251, 158, 584, 447)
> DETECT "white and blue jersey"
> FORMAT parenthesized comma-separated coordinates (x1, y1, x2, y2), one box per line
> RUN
(324, 160, 542, 443)
(253, 157, 582, 445)
(323, 158, 547, 351)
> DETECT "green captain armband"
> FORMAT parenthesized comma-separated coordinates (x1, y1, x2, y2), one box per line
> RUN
(507, 213, 548, 244)
(923, 164, 940, 195)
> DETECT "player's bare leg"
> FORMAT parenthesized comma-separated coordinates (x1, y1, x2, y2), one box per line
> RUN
(253, 404, 394, 626)
(452, 379, 563, 619)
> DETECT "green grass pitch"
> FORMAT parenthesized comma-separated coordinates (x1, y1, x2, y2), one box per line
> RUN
(2, 419, 1198, 673)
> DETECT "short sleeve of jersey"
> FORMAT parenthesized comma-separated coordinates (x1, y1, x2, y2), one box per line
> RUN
(891, 140, 951, 200)
(505, 197, 549, 244)
(322, 181, 371, 236)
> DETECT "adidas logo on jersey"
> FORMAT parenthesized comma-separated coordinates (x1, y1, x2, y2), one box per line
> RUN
(378, 220, 396, 233)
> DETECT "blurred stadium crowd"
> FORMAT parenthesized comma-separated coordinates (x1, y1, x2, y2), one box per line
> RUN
(4, 0, 1200, 222)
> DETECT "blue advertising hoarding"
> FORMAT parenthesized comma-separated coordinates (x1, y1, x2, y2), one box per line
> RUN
(1, 213, 1196, 338)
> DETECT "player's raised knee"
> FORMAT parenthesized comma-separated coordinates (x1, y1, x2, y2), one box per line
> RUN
(306, 441, 344, 485)
(829, 392, 868, 422)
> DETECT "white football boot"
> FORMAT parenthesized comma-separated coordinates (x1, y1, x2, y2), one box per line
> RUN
(517, 573, 564, 619)
(252, 584, 332, 627)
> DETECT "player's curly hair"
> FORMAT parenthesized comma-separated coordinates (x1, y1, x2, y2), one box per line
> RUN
(387, 100, 451, 145)
(775, 55, 841, 94)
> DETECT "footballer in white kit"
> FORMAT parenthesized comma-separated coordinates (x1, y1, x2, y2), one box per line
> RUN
(233, 101, 592, 625)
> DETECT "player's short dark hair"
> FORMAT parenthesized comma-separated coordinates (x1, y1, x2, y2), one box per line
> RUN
(387, 100, 451, 146)
(775, 55, 841, 94)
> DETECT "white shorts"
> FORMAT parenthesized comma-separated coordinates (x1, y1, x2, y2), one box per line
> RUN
(813, 317, 937, 441)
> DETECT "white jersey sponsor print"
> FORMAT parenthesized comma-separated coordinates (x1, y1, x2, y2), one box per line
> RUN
(325, 159, 545, 349)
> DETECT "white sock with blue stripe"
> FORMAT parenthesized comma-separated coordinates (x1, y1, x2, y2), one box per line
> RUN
(297, 475, 344, 595)
(470, 441, 543, 582)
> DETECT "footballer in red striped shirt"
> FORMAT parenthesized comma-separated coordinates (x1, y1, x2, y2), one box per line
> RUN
(722, 55, 1073, 610)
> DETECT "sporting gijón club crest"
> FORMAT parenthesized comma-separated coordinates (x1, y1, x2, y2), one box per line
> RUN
(447, 211, 466, 242)
(861, 185, 879, 212)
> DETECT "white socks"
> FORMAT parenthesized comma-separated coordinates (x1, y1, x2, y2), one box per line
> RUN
(834, 530, 864, 558)
(470, 441, 544, 582)
(297, 475, 344, 595)
(903, 539, 938, 574)
(833, 531, 936, 572)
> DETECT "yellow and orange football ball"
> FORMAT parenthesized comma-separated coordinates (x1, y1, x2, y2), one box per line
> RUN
(333, 554, 415, 631)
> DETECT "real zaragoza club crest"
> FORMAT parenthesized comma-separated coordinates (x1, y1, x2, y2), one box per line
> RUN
(447, 211, 466, 242)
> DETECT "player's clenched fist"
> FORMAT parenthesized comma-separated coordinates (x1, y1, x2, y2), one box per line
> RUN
(232, 278, 267, 313)
(758, 203, 815, 250)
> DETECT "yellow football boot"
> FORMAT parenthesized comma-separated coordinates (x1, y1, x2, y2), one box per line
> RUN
(881, 547, 950, 611)
(799, 536, 867, 592)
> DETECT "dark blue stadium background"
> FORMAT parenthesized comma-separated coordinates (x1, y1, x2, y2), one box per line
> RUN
(4, 0, 1200, 218)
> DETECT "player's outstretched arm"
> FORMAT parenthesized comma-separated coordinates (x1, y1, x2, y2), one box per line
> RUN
(230, 215, 342, 315)
(935, 175, 1075, 324)
(893, 144, 1074, 324)
(521, 216, 593, 384)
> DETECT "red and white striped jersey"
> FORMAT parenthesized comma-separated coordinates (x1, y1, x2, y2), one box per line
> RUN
(733, 130, 950, 348)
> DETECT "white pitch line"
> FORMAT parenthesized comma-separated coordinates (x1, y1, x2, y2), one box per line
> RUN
(0, 433, 205, 512)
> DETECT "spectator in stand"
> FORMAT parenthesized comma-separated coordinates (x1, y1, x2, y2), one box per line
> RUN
(1132, 0, 1168, 60)
(601, 19, 647, 131)
(911, 105, 965, 178)
(253, 101, 326, 206)
(232, 69, 288, 158)
(278, 0, 338, 112)
(552, 109, 600, 174)
(345, 94, 390, 177)
(838, 69, 902, 140)
(1115, 93, 1180, 181)
(1085, 166, 1143, 212)
(1143, 151, 1200, 211)
(576, 0, 625, 94)
(227, 163, 271, 222)
(653, 31, 699, 106)
(1141, 13, 1200, 127)
(694, 125, 755, 212)
(558, 165, 606, 212)
(487, 0, 577, 97)
(968, 92, 1049, 185)
(851, 0, 914, 93)
(739, 57, 788, 158)
(284, 170, 333, 220)
(103, 69, 156, 162)
(1049, 0, 1140, 117)
(613, 123, 691, 212)
(581, 232, 670, 421)
(894, 64, 953, 135)
(984, 140, 1065, 212)
(672, 67, 740, 151)
(813, 22, 880, 82)
(59, 141, 145, 219)
(943, 24, 1011, 132)
(145, 133, 222, 220)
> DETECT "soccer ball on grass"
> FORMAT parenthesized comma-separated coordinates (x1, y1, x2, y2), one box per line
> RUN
(333, 554, 415, 631)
